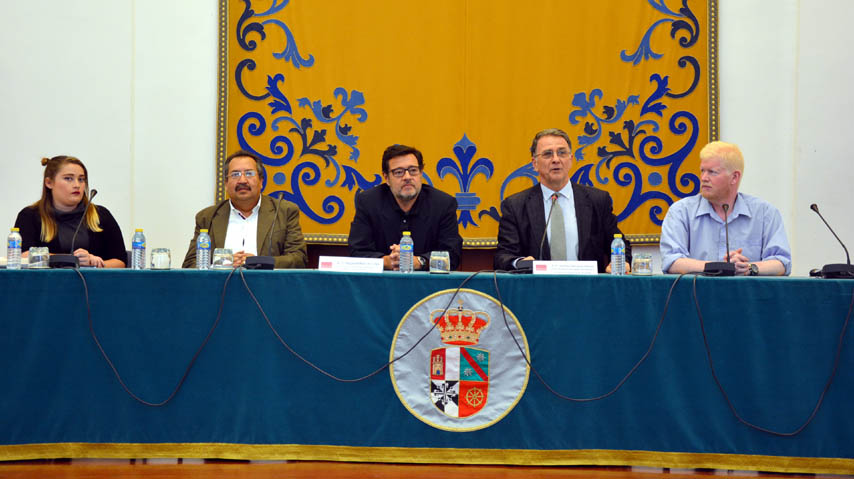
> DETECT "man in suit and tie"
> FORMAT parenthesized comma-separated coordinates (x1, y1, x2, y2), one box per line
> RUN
(182, 150, 307, 269)
(494, 128, 630, 272)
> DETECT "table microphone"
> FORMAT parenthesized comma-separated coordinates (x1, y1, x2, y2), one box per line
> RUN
(244, 194, 283, 270)
(810, 203, 854, 279)
(517, 193, 559, 271)
(50, 188, 98, 268)
(703, 203, 736, 276)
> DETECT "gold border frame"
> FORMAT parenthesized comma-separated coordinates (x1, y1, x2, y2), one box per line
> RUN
(2, 444, 852, 475)
(214, 1, 720, 246)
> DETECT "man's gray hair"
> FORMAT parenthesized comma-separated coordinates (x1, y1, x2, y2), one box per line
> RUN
(530, 128, 573, 156)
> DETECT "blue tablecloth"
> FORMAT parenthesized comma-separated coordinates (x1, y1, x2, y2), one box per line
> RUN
(0, 269, 851, 473)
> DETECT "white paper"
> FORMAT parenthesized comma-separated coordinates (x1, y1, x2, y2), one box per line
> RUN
(317, 256, 384, 273)
(531, 260, 598, 275)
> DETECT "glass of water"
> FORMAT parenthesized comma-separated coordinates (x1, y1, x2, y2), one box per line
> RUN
(28, 247, 49, 269)
(212, 248, 234, 269)
(631, 253, 653, 276)
(429, 251, 451, 274)
(150, 248, 171, 270)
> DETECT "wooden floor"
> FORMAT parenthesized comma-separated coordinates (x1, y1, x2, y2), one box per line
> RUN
(0, 461, 847, 479)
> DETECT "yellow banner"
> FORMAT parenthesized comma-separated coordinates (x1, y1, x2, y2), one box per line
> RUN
(221, 0, 715, 245)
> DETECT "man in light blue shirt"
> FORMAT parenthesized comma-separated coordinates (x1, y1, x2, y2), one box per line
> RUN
(660, 141, 791, 276)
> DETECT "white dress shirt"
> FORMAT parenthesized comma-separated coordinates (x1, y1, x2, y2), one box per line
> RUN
(224, 196, 262, 255)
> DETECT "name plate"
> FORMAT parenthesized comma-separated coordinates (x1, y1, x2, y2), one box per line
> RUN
(532, 260, 598, 275)
(317, 256, 384, 273)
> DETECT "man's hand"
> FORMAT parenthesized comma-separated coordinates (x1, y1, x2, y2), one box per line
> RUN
(383, 244, 401, 270)
(233, 250, 253, 268)
(724, 248, 751, 275)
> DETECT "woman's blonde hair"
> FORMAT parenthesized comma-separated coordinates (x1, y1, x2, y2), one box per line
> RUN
(35, 155, 102, 243)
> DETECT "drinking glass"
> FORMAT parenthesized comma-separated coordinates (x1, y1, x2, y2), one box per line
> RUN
(150, 248, 171, 270)
(429, 251, 451, 274)
(631, 253, 653, 276)
(212, 248, 234, 269)
(28, 247, 49, 269)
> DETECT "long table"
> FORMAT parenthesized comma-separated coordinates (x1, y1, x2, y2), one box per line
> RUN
(0, 269, 852, 474)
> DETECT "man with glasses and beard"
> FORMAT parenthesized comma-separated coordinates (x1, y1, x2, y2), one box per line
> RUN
(182, 150, 307, 269)
(348, 144, 462, 270)
(494, 128, 630, 272)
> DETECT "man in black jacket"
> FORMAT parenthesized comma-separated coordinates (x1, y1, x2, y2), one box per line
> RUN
(348, 144, 463, 270)
(494, 128, 630, 272)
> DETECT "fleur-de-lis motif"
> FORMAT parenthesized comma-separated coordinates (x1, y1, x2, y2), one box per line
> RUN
(437, 135, 494, 228)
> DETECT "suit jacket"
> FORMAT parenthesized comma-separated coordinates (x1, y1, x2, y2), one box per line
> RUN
(182, 195, 307, 269)
(348, 184, 463, 270)
(493, 182, 630, 272)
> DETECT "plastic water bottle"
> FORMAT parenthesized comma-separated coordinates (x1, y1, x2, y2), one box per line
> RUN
(399, 231, 414, 273)
(7, 227, 22, 270)
(610, 233, 626, 276)
(131, 229, 146, 270)
(197, 229, 211, 270)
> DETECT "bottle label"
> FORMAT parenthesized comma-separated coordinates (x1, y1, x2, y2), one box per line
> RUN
(8, 238, 21, 249)
(133, 240, 145, 249)
(611, 246, 623, 255)
(400, 244, 413, 253)
(198, 240, 210, 249)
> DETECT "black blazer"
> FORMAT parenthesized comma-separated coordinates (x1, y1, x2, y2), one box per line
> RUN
(494, 183, 630, 272)
(348, 184, 463, 270)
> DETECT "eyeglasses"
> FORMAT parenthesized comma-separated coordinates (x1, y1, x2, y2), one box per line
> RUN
(228, 170, 258, 180)
(389, 167, 421, 178)
(535, 149, 571, 160)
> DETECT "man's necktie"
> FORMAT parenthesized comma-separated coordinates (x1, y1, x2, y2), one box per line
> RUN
(549, 194, 566, 261)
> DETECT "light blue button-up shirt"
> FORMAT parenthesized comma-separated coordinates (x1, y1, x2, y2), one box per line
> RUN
(660, 192, 792, 274)
(541, 183, 579, 261)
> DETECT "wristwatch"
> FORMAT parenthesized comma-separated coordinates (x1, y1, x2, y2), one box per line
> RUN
(748, 263, 759, 276)
(417, 256, 428, 270)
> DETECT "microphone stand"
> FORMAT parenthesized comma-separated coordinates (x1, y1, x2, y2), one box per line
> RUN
(517, 193, 558, 271)
(703, 203, 736, 276)
(810, 203, 854, 279)
(50, 189, 99, 269)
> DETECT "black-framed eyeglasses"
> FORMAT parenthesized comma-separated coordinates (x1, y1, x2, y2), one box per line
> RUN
(228, 170, 258, 180)
(389, 167, 421, 178)
(535, 149, 571, 160)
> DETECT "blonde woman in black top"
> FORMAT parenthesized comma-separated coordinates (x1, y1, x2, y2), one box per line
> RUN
(14, 155, 126, 268)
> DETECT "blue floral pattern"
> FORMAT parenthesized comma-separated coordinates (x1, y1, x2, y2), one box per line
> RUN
(232, 0, 374, 225)
(227, 0, 709, 234)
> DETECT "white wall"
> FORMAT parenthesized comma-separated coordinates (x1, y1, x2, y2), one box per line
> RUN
(0, 0, 215, 264)
(2, 1, 851, 275)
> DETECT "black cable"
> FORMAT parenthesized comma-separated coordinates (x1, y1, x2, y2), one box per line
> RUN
(238, 268, 492, 382)
(692, 274, 854, 436)
(81, 268, 236, 407)
(490, 270, 687, 401)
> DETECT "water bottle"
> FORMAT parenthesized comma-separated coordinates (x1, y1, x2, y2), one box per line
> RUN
(399, 231, 414, 273)
(196, 229, 211, 270)
(131, 228, 146, 270)
(7, 227, 22, 270)
(610, 233, 626, 276)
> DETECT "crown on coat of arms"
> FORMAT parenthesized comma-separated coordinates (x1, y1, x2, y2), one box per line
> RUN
(430, 300, 490, 346)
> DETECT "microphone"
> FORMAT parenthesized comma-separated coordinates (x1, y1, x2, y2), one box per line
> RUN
(810, 203, 854, 279)
(517, 193, 559, 271)
(50, 188, 98, 268)
(703, 203, 736, 276)
(244, 194, 283, 270)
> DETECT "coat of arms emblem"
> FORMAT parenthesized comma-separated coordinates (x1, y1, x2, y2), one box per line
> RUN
(429, 301, 490, 418)
(389, 289, 529, 432)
